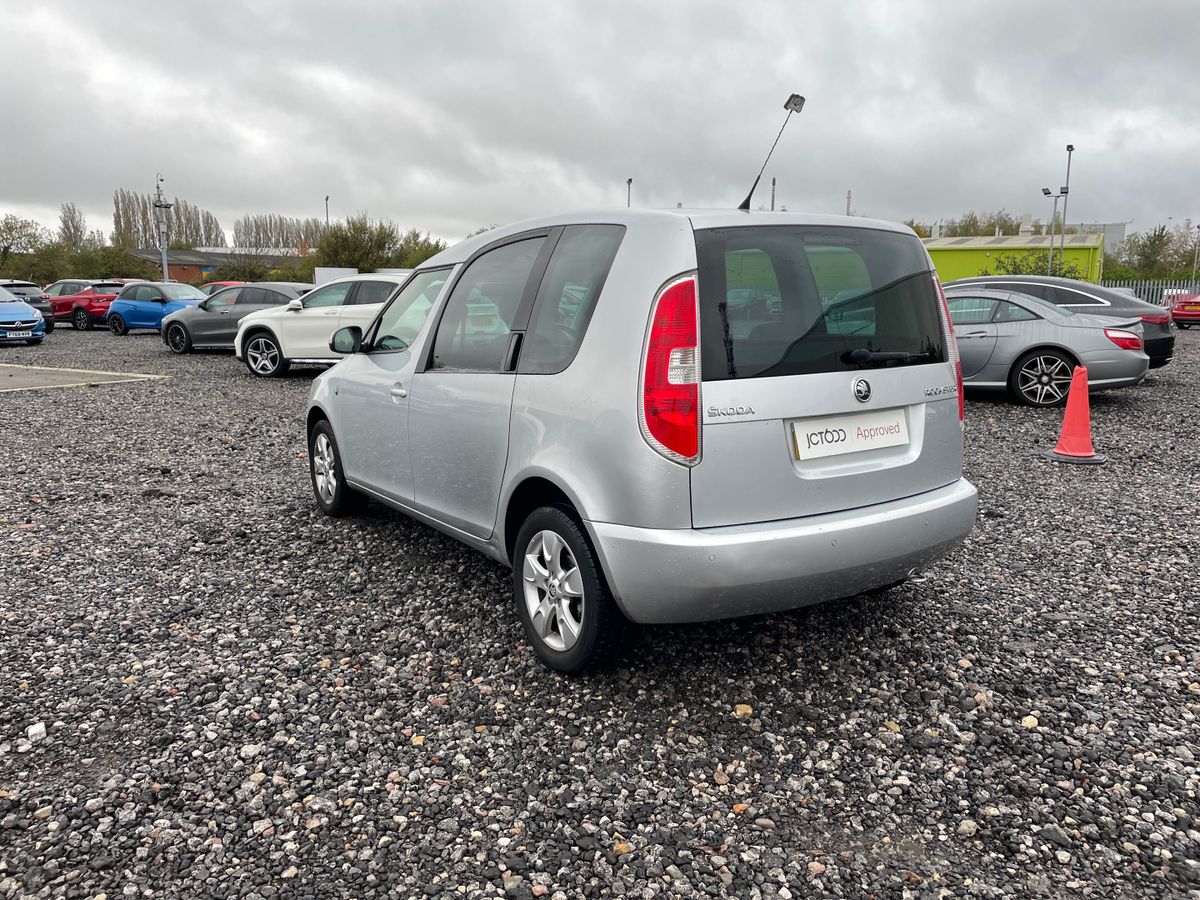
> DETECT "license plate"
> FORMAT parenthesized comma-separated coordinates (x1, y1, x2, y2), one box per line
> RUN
(792, 407, 910, 460)
(4, 331, 32, 338)
(1185, 305, 1200, 311)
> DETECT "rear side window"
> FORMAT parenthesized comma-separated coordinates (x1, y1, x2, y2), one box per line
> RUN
(947, 296, 999, 325)
(430, 237, 545, 372)
(994, 301, 1038, 322)
(695, 226, 945, 380)
(521, 224, 624, 374)
(351, 280, 396, 306)
(1051, 286, 1104, 306)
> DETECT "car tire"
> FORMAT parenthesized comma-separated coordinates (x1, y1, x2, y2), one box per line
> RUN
(1008, 349, 1075, 408)
(108, 314, 128, 336)
(43, 319, 54, 333)
(513, 505, 622, 674)
(165, 323, 192, 354)
(1177, 323, 1191, 330)
(73, 308, 93, 331)
(244, 331, 289, 377)
(308, 419, 365, 517)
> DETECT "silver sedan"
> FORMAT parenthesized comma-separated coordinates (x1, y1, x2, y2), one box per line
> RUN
(944, 288, 1149, 407)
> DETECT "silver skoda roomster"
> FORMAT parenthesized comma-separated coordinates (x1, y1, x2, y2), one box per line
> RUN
(305, 210, 978, 671)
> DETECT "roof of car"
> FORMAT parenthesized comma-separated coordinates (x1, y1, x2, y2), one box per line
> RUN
(0, 279, 40, 287)
(422, 209, 913, 268)
(318, 272, 411, 286)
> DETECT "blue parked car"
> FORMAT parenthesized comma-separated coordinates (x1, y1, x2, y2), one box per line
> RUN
(0, 285, 47, 345)
(106, 282, 207, 335)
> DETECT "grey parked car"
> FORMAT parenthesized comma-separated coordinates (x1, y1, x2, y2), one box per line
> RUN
(946, 275, 1174, 369)
(945, 288, 1148, 406)
(305, 210, 978, 671)
(161, 282, 311, 353)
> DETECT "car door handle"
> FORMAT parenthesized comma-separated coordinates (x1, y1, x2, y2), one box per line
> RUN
(961, 330, 989, 337)
(390, 382, 408, 399)
(324, 310, 339, 316)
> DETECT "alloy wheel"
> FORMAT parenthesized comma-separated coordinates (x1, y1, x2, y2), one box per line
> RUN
(1016, 355, 1072, 406)
(166, 324, 189, 353)
(312, 432, 337, 504)
(246, 336, 280, 375)
(73, 309, 90, 330)
(521, 530, 585, 652)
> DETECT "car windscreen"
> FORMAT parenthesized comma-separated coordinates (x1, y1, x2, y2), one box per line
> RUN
(0, 286, 20, 302)
(694, 225, 945, 381)
(161, 284, 206, 300)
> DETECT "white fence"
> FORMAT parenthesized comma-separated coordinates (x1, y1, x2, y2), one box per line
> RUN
(1101, 278, 1198, 306)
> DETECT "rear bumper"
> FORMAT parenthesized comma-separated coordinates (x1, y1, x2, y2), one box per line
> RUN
(1077, 348, 1148, 389)
(587, 478, 978, 624)
(1172, 308, 1200, 324)
(1144, 334, 1174, 368)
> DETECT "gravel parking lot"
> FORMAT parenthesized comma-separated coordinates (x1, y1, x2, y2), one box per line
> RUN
(2, 331, 1198, 898)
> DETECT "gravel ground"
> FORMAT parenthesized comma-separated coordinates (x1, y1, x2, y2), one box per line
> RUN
(1, 330, 1198, 899)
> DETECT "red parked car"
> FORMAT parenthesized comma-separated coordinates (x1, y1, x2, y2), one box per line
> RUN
(1169, 292, 1200, 329)
(43, 279, 130, 330)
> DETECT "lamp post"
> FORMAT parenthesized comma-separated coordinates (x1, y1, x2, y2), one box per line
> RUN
(626, 178, 632, 208)
(152, 173, 173, 281)
(325, 195, 330, 227)
(1041, 187, 1063, 274)
(1191, 224, 1200, 292)
(1058, 144, 1074, 268)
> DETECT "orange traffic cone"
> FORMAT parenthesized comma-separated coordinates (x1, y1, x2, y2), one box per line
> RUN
(1043, 365, 1106, 464)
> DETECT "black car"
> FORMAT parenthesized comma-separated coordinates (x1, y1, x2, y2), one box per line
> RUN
(945, 275, 1174, 369)
(0, 279, 54, 332)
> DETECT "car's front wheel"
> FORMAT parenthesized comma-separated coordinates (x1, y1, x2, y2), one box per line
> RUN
(108, 314, 128, 336)
(43, 319, 54, 333)
(308, 419, 364, 517)
(1009, 349, 1075, 407)
(244, 332, 289, 377)
(165, 323, 192, 354)
(73, 308, 92, 331)
(513, 506, 622, 673)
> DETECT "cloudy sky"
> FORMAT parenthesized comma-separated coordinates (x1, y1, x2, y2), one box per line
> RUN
(2, 0, 1197, 245)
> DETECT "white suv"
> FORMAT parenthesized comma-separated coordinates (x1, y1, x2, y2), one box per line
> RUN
(235, 273, 410, 377)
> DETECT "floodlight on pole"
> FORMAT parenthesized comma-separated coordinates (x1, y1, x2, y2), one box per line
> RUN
(152, 173, 173, 281)
(1042, 186, 1064, 274)
(626, 178, 632, 208)
(325, 195, 330, 227)
(1059, 144, 1074, 269)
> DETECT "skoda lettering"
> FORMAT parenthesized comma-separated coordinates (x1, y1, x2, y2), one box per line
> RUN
(707, 405, 756, 418)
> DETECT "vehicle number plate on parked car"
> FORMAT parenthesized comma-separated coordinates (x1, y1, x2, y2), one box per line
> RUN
(792, 408, 910, 460)
(4, 331, 31, 338)
(1185, 304, 1200, 311)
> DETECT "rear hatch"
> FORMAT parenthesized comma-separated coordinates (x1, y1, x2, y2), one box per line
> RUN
(690, 224, 961, 528)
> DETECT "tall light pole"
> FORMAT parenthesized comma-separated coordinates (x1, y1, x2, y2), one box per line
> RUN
(1042, 187, 1065, 274)
(152, 173, 173, 281)
(626, 178, 632, 208)
(325, 195, 330, 227)
(1191, 223, 1200, 292)
(1059, 144, 1074, 269)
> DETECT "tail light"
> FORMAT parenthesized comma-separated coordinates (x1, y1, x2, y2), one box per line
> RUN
(1105, 328, 1143, 351)
(1140, 312, 1170, 326)
(639, 274, 701, 466)
(931, 273, 965, 423)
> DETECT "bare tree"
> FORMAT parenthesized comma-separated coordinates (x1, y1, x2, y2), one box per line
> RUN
(58, 202, 88, 251)
(233, 213, 327, 250)
(111, 189, 226, 248)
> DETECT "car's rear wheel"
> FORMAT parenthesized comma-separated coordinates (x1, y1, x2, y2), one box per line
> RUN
(1009, 349, 1075, 407)
(1177, 323, 1191, 329)
(165, 323, 192, 354)
(73, 308, 92, 331)
(245, 332, 289, 377)
(308, 419, 364, 517)
(108, 314, 128, 336)
(514, 506, 621, 673)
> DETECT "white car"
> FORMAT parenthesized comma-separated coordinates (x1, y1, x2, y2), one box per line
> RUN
(234, 273, 410, 377)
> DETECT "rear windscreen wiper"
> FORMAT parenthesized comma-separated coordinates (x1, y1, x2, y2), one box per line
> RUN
(841, 348, 915, 366)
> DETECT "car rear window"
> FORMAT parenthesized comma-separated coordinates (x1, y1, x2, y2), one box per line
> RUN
(92, 282, 124, 293)
(694, 225, 946, 381)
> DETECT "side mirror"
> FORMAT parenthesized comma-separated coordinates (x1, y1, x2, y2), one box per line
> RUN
(287, 299, 303, 312)
(330, 326, 362, 354)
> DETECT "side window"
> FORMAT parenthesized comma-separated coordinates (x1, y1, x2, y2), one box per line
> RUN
(208, 288, 241, 308)
(994, 301, 1038, 322)
(302, 282, 353, 308)
(947, 296, 999, 325)
(372, 269, 451, 352)
(351, 280, 397, 306)
(259, 290, 291, 306)
(132, 285, 157, 301)
(429, 237, 545, 372)
(1052, 286, 1102, 306)
(1005, 283, 1048, 301)
(236, 288, 269, 305)
(44, 283, 65, 296)
(521, 225, 624, 374)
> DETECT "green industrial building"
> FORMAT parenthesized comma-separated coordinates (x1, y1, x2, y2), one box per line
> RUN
(922, 234, 1105, 283)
